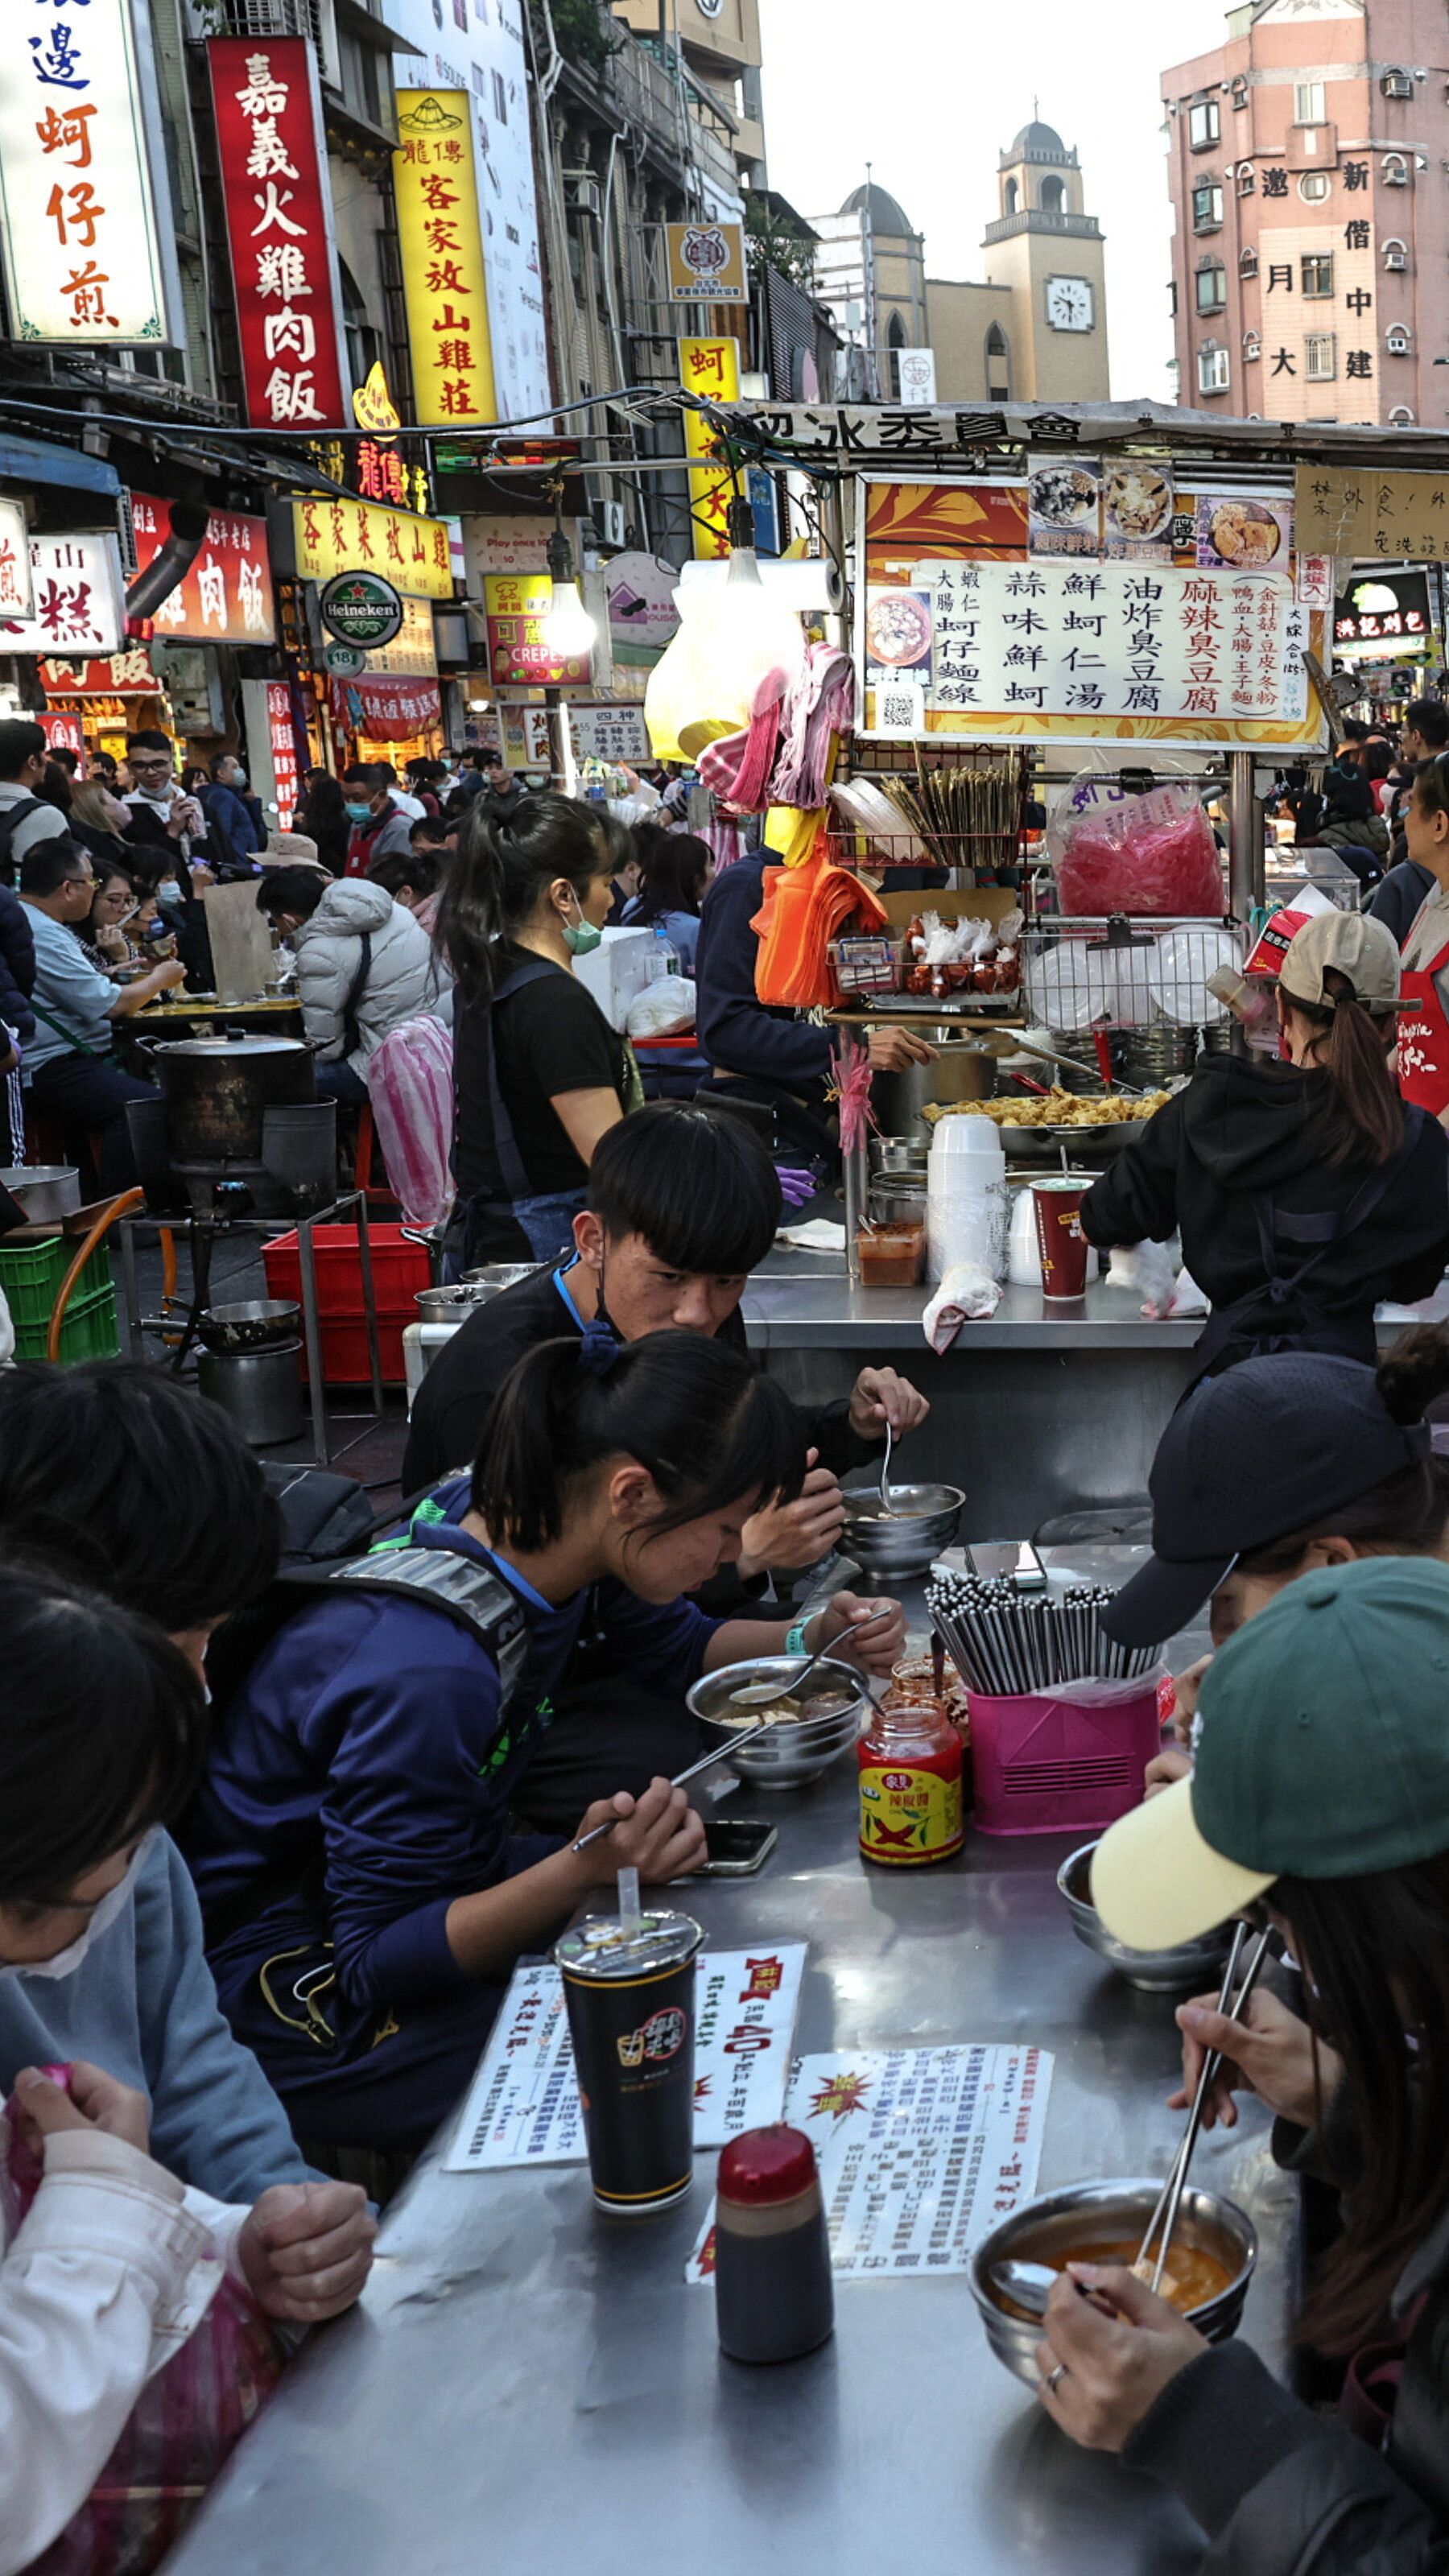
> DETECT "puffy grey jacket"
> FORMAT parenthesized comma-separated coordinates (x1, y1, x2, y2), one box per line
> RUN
(291, 877, 448, 1074)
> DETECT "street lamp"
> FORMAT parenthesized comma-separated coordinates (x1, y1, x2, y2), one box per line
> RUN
(543, 497, 597, 659)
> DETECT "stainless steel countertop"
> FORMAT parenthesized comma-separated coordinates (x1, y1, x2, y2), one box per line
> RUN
(167, 1558, 1294, 2576)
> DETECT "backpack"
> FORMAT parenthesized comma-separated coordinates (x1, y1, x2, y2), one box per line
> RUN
(0, 795, 47, 884)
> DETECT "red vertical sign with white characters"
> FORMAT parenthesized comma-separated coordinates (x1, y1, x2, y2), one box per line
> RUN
(206, 38, 348, 431)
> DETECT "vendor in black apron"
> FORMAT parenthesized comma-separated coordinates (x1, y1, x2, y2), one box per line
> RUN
(437, 794, 644, 1274)
(1082, 910, 1449, 1385)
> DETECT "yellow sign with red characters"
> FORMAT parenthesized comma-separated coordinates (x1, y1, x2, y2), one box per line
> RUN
(680, 336, 741, 559)
(394, 90, 497, 428)
(291, 496, 455, 601)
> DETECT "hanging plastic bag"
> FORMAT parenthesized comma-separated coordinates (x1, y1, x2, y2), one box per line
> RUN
(5, 2070, 283, 2576)
(366, 1016, 456, 1227)
(1049, 755, 1224, 919)
(626, 976, 696, 1041)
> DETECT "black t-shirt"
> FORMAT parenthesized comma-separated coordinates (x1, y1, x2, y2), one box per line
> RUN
(401, 1259, 873, 1504)
(453, 943, 629, 1221)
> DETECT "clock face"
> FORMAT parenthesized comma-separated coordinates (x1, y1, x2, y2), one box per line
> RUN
(1046, 275, 1094, 332)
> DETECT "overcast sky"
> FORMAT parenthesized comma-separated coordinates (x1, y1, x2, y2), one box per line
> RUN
(756, 0, 1230, 403)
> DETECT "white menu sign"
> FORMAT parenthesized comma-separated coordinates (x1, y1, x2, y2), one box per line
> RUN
(687, 2043, 1052, 2283)
(444, 1943, 807, 2174)
(0, 533, 126, 658)
(0, 0, 175, 342)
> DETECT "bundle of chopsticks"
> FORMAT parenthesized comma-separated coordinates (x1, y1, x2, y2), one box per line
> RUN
(874, 749, 1028, 876)
(926, 1571, 1161, 1697)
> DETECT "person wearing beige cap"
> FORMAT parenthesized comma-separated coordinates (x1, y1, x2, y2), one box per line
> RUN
(1082, 906, 1449, 1383)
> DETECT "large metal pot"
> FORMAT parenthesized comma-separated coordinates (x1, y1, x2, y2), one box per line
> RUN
(0, 1165, 80, 1221)
(870, 1038, 993, 1143)
(143, 1035, 315, 1163)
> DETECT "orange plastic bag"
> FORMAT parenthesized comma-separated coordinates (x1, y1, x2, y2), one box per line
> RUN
(750, 856, 888, 1009)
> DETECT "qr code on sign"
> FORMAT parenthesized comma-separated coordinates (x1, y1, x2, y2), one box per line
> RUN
(879, 688, 923, 735)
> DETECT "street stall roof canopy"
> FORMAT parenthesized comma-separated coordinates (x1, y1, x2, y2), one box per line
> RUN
(0, 430, 120, 503)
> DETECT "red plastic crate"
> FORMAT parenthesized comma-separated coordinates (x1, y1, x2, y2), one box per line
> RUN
(262, 1225, 429, 1385)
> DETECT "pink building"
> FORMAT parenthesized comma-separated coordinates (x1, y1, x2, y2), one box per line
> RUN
(1162, 1, 1447, 427)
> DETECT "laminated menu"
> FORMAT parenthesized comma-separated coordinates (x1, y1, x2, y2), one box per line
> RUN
(444, 1944, 807, 2173)
(686, 2042, 1053, 2282)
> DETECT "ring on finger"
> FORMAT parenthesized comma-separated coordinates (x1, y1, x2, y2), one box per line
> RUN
(1045, 2361, 1068, 2397)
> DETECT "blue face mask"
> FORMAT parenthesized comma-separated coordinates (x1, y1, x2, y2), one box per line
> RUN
(345, 800, 373, 824)
(228, 768, 248, 791)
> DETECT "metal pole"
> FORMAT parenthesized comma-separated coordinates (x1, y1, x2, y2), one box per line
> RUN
(819, 480, 849, 657)
(1227, 751, 1264, 919)
(837, 1026, 866, 1287)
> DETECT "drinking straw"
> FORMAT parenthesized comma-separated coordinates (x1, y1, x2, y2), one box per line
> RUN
(617, 1868, 642, 1933)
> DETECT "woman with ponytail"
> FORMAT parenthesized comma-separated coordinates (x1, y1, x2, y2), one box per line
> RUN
(1083, 908, 1449, 1382)
(187, 1327, 906, 2154)
(438, 792, 642, 1269)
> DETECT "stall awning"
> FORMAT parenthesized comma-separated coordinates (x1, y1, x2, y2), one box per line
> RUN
(0, 432, 120, 502)
(331, 673, 442, 741)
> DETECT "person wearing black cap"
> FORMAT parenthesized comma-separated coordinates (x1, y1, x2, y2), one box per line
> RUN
(1082, 909, 1449, 1383)
(1101, 1327, 1449, 1662)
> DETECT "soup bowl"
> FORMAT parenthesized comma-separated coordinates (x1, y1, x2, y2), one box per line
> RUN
(1057, 1840, 1235, 1992)
(686, 1657, 869, 1789)
(969, 2177, 1257, 2386)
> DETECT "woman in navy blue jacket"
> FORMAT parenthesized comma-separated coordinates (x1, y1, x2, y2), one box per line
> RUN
(187, 1329, 904, 2153)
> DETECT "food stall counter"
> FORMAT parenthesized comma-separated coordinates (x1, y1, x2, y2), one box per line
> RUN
(163, 1569, 1297, 2576)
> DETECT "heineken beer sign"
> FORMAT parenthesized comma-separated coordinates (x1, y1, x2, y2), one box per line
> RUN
(319, 571, 405, 648)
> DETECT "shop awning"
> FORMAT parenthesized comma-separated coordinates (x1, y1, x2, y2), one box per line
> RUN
(332, 672, 442, 741)
(0, 431, 120, 501)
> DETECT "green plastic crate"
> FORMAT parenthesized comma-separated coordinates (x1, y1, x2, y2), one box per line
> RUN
(0, 1239, 120, 1364)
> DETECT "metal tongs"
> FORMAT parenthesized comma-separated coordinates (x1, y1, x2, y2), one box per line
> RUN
(1135, 1920, 1275, 2296)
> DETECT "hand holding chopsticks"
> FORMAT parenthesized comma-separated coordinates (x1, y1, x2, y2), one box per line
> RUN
(1135, 1923, 1275, 2295)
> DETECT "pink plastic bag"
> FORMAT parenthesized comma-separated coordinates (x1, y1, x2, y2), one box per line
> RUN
(365, 1015, 455, 1227)
(6, 2071, 283, 2576)
(1052, 772, 1224, 919)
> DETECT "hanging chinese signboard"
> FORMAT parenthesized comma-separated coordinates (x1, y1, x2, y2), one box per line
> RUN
(0, 503, 33, 622)
(1333, 568, 1434, 657)
(41, 647, 159, 698)
(206, 38, 348, 431)
(130, 494, 276, 645)
(680, 337, 740, 560)
(360, 596, 438, 679)
(1296, 467, 1449, 564)
(394, 91, 497, 427)
(330, 673, 443, 742)
(39, 711, 86, 758)
(1, 533, 126, 659)
(666, 221, 746, 303)
(857, 476, 1327, 751)
(483, 572, 590, 687)
(290, 497, 455, 601)
(0, 0, 178, 343)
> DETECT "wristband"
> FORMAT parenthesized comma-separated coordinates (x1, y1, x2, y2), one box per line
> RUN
(784, 1620, 811, 1657)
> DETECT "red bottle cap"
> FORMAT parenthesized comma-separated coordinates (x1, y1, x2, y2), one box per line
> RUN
(717, 2123, 817, 2206)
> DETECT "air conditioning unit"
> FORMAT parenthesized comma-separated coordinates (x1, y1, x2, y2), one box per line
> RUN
(1382, 69, 1414, 98)
(598, 500, 627, 548)
(564, 171, 603, 220)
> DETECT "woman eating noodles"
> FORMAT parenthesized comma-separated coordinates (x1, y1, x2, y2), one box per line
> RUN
(186, 1329, 904, 2155)
(438, 793, 642, 1269)
(1082, 909, 1449, 1381)
(1042, 1558, 1449, 2575)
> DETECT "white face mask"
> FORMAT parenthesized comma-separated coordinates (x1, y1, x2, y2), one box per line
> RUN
(1, 1830, 157, 1984)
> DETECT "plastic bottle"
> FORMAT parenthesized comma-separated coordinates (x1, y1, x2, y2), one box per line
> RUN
(858, 1698, 964, 1867)
(714, 2124, 834, 2364)
(651, 923, 679, 980)
(581, 757, 609, 804)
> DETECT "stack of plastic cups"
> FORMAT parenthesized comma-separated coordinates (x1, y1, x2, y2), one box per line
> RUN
(926, 1117, 1008, 1286)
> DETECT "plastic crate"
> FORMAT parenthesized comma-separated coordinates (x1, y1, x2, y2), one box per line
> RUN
(0, 1239, 120, 1364)
(262, 1224, 429, 1385)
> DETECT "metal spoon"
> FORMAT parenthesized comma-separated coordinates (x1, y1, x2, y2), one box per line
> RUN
(729, 1637, 836, 1708)
(878, 1418, 897, 1517)
(989, 2259, 1059, 2317)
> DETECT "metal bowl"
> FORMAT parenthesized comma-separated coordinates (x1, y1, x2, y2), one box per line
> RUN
(460, 1261, 546, 1293)
(840, 1482, 965, 1579)
(416, 1283, 496, 1321)
(686, 1657, 869, 1789)
(869, 1136, 930, 1179)
(969, 2178, 1257, 2386)
(196, 1298, 303, 1354)
(1057, 1842, 1234, 1993)
(0, 1164, 80, 1222)
(997, 1121, 1143, 1167)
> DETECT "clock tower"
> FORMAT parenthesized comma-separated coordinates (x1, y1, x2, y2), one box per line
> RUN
(980, 120, 1109, 402)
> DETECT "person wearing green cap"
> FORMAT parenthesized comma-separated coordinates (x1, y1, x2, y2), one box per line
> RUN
(1030, 1558, 1449, 2570)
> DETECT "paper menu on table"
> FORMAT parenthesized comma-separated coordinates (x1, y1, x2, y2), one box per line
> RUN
(685, 2042, 1052, 2282)
(443, 1945, 807, 2174)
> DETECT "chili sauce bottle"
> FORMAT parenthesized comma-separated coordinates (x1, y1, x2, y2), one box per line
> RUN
(858, 1698, 964, 1867)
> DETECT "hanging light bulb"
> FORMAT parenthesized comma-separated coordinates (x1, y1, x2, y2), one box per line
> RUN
(543, 504, 597, 660)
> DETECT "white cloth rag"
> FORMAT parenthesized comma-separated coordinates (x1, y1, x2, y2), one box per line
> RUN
(923, 1261, 1002, 1350)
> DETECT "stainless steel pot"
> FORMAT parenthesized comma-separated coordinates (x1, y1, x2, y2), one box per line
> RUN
(142, 1035, 316, 1163)
(870, 1039, 993, 1143)
(0, 1165, 80, 1221)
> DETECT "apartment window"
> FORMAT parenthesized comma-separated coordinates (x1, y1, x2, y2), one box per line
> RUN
(491, 67, 506, 120)
(1384, 237, 1409, 270)
(1167, 279, 1177, 316)
(1239, 245, 1258, 278)
(1189, 99, 1220, 149)
(1198, 340, 1230, 393)
(1305, 332, 1337, 382)
(1383, 154, 1410, 186)
(1299, 171, 1331, 201)
(1387, 324, 1413, 354)
(1302, 253, 1333, 298)
(1243, 328, 1261, 361)
(1195, 261, 1227, 312)
(1236, 163, 1255, 194)
(1294, 80, 1326, 124)
(1192, 183, 1224, 231)
(1390, 405, 1416, 424)
(985, 322, 1010, 399)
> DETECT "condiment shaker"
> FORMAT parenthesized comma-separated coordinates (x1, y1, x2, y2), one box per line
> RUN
(714, 2124, 834, 2364)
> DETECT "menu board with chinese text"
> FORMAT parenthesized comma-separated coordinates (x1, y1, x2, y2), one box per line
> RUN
(860, 475, 1327, 751)
(1296, 466, 1449, 564)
